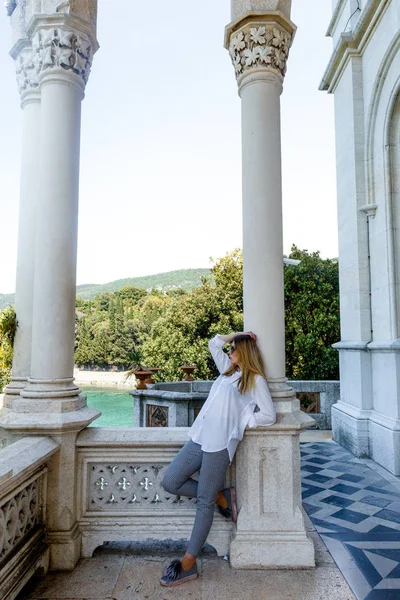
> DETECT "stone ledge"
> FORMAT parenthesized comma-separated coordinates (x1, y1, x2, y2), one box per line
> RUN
(0, 436, 59, 494)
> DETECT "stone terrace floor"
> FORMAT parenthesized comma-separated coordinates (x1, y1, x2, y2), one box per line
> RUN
(17, 431, 400, 600)
(301, 436, 400, 600)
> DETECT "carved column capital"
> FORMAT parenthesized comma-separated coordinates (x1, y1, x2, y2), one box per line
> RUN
(11, 13, 97, 99)
(14, 45, 41, 99)
(31, 25, 93, 89)
(225, 13, 296, 90)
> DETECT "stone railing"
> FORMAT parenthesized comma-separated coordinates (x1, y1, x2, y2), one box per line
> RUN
(290, 380, 340, 430)
(132, 380, 340, 429)
(76, 428, 234, 558)
(76, 421, 314, 568)
(0, 436, 59, 600)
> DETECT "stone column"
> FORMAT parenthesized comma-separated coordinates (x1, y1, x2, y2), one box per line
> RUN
(0, 10, 100, 570)
(225, 1, 315, 568)
(3, 44, 41, 408)
(19, 25, 90, 413)
(3, 17, 99, 420)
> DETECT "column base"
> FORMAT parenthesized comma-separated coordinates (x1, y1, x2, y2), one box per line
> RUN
(332, 402, 370, 458)
(2, 376, 28, 408)
(8, 394, 88, 414)
(47, 524, 81, 571)
(0, 378, 100, 433)
(21, 376, 81, 399)
(230, 530, 315, 569)
(332, 402, 400, 475)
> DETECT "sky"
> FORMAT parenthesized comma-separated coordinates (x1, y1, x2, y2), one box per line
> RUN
(0, 0, 337, 294)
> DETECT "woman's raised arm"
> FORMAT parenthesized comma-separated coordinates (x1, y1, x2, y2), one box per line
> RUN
(208, 335, 231, 374)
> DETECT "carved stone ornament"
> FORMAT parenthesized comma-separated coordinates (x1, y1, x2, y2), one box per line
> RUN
(228, 24, 292, 80)
(15, 49, 40, 94)
(89, 463, 197, 511)
(0, 480, 40, 564)
(4, 0, 17, 16)
(16, 26, 93, 94)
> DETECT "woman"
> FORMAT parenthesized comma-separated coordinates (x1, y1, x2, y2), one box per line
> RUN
(160, 331, 276, 587)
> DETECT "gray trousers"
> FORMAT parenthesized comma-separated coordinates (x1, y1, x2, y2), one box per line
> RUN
(162, 439, 230, 556)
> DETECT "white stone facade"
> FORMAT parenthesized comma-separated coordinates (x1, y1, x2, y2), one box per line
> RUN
(321, 0, 400, 474)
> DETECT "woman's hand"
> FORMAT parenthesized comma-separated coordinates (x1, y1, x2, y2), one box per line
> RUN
(218, 331, 257, 343)
(244, 331, 257, 341)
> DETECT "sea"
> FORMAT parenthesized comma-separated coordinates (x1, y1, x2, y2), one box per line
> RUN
(82, 386, 133, 427)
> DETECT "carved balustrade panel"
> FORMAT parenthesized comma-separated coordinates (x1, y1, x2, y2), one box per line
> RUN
(89, 463, 197, 511)
(0, 479, 42, 566)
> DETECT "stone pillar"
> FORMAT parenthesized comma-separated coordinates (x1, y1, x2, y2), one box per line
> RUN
(225, 1, 315, 568)
(20, 25, 90, 412)
(2, 16, 99, 420)
(0, 8, 100, 569)
(3, 43, 41, 408)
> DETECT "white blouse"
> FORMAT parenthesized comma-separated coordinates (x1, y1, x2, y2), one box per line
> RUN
(188, 334, 276, 461)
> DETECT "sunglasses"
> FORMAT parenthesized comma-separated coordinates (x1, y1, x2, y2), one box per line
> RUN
(228, 345, 236, 354)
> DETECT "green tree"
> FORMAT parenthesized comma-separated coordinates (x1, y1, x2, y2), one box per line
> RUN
(93, 292, 114, 313)
(140, 248, 340, 381)
(73, 248, 341, 380)
(0, 306, 17, 392)
(117, 286, 147, 306)
(74, 317, 95, 367)
(140, 252, 245, 381)
(284, 245, 340, 380)
(92, 324, 111, 367)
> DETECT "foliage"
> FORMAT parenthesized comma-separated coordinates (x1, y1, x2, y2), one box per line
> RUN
(139, 251, 244, 381)
(75, 268, 211, 300)
(140, 247, 339, 381)
(0, 269, 211, 309)
(284, 246, 340, 380)
(0, 305, 17, 392)
(0, 305, 17, 344)
(3, 248, 340, 384)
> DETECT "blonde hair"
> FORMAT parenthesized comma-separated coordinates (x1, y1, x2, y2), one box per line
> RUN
(223, 334, 267, 394)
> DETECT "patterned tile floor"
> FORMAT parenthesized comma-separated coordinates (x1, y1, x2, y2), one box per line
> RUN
(301, 442, 400, 600)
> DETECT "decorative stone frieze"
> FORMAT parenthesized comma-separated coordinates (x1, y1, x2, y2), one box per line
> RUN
(90, 463, 196, 511)
(228, 24, 292, 80)
(0, 480, 40, 564)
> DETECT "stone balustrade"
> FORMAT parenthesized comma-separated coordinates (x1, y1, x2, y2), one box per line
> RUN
(0, 436, 59, 599)
(131, 380, 340, 429)
(76, 428, 234, 559)
(0, 422, 313, 579)
(76, 422, 313, 569)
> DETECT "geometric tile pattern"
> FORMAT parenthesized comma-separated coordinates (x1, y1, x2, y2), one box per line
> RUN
(301, 442, 400, 600)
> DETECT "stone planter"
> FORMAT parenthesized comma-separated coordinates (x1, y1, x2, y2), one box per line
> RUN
(134, 370, 151, 390)
(144, 368, 159, 385)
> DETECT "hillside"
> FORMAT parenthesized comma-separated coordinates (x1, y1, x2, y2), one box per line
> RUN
(0, 293, 15, 311)
(0, 268, 210, 309)
(76, 268, 210, 299)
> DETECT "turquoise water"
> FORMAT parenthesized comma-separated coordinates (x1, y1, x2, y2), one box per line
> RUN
(82, 386, 133, 427)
